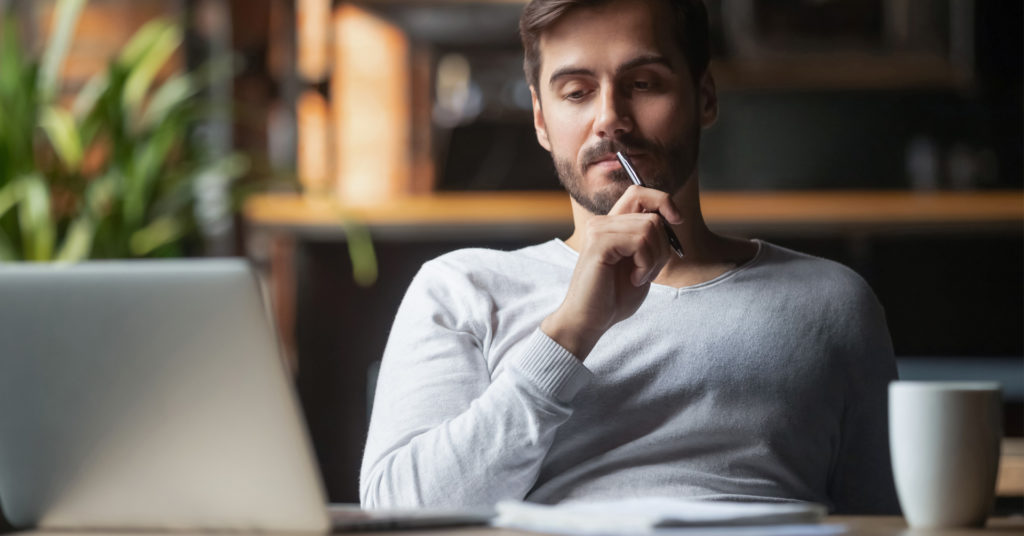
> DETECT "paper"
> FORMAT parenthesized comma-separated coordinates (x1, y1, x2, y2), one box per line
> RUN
(493, 497, 843, 535)
(329, 503, 494, 531)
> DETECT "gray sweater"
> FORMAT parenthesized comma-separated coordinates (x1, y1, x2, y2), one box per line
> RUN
(360, 239, 899, 514)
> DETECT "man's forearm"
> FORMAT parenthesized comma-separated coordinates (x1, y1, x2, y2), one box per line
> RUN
(360, 330, 592, 508)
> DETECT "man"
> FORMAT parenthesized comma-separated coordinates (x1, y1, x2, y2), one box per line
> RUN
(361, 0, 898, 514)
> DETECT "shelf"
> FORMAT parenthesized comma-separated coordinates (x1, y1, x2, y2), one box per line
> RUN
(243, 190, 1024, 239)
(712, 55, 969, 91)
(349, 2, 968, 91)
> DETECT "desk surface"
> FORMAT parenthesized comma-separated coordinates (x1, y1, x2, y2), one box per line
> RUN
(361, 516, 1020, 535)
(11, 516, 1024, 535)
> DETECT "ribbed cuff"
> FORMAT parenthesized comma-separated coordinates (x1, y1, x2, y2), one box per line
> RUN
(509, 329, 594, 403)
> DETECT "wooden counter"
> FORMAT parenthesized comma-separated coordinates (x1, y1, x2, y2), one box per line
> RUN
(244, 190, 1024, 238)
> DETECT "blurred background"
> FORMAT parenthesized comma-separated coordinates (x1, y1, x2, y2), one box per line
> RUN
(0, 0, 1020, 507)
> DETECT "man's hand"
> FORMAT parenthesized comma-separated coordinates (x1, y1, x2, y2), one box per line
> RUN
(541, 185, 683, 360)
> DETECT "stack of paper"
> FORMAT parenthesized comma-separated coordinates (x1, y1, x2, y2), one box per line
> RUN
(493, 497, 838, 535)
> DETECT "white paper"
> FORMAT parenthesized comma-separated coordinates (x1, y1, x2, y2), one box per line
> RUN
(493, 497, 842, 536)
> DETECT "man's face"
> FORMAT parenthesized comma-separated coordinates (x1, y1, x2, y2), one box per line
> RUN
(531, 0, 717, 215)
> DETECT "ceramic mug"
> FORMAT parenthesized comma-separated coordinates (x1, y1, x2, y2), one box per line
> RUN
(888, 381, 1002, 528)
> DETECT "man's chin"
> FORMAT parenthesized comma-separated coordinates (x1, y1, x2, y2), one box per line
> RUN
(569, 183, 629, 216)
(554, 155, 633, 215)
(585, 165, 630, 185)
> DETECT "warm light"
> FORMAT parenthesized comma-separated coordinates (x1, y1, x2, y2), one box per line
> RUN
(296, 0, 330, 81)
(296, 90, 331, 194)
(332, 3, 410, 204)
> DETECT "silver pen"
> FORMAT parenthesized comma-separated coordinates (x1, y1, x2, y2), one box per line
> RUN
(615, 151, 685, 258)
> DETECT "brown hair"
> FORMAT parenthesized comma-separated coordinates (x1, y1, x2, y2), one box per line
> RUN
(519, 0, 710, 92)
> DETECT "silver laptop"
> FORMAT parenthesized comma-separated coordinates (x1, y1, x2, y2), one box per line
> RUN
(0, 260, 490, 532)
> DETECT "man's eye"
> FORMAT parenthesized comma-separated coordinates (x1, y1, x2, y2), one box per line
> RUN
(564, 89, 588, 101)
(633, 80, 652, 91)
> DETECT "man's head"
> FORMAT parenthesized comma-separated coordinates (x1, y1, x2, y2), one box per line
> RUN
(521, 0, 710, 93)
(519, 0, 717, 215)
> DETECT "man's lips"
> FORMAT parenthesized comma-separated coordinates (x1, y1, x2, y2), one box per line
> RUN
(590, 156, 621, 170)
(587, 153, 643, 171)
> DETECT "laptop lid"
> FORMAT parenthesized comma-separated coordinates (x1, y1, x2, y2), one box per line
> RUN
(0, 259, 330, 532)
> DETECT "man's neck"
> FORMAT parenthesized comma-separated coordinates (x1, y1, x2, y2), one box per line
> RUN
(563, 177, 757, 288)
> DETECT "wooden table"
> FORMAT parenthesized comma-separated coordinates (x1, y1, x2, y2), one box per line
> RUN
(9, 516, 1024, 535)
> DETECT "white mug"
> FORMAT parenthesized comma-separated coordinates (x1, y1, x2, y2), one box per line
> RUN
(888, 381, 1002, 528)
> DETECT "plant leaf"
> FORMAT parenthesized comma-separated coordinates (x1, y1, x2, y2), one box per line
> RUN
(72, 72, 109, 119)
(134, 112, 181, 189)
(17, 174, 55, 261)
(0, 235, 15, 260)
(0, 15, 35, 187)
(0, 179, 22, 259)
(117, 20, 165, 67)
(129, 216, 182, 256)
(125, 118, 182, 230)
(0, 178, 20, 219)
(55, 215, 94, 262)
(40, 106, 83, 171)
(84, 170, 118, 216)
(38, 0, 86, 101)
(0, 16, 24, 99)
(121, 21, 182, 121)
(140, 73, 195, 129)
(343, 221, 378, 287)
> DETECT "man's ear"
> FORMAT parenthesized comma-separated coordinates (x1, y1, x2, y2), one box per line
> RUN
(531, 86, 552, 152)
(698, 71, 718, 129)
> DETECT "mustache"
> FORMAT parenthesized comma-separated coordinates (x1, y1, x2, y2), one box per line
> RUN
(581, 136, 661, 169)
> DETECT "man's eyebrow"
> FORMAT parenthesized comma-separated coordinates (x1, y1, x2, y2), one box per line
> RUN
(547, 66, 595, 88)
(616, 55, 674, 75)
(546, 55, 674, 88)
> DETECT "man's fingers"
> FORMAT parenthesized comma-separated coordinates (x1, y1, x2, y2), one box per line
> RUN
(608, 184, 684, 224)
(589, 214, 669, 286)
(608, 239, 657, 287)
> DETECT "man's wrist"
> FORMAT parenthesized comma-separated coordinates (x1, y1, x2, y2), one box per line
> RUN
(540, 309, 603, 361)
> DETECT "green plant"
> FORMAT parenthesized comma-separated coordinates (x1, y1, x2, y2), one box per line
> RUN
(0, 0, 247, 261)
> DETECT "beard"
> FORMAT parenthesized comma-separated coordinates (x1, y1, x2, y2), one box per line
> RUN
(552, 125, 700, 216)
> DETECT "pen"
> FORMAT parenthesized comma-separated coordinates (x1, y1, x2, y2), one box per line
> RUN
(615, 151, 685, 258)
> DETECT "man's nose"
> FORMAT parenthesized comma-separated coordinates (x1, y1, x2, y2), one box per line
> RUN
(592, 86, 633, 139)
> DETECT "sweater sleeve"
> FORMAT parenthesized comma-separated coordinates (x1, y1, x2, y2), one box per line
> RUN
(827, 277, 901, 514)
(359, 259, 593, 509)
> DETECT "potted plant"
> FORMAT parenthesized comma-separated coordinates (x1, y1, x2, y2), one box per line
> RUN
(0, 0, 247, 261)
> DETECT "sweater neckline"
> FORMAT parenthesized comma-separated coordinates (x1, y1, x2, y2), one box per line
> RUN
(549, 238, 766, 294)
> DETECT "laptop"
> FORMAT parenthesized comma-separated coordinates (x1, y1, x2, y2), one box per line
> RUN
(0, 259, 492, 532)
